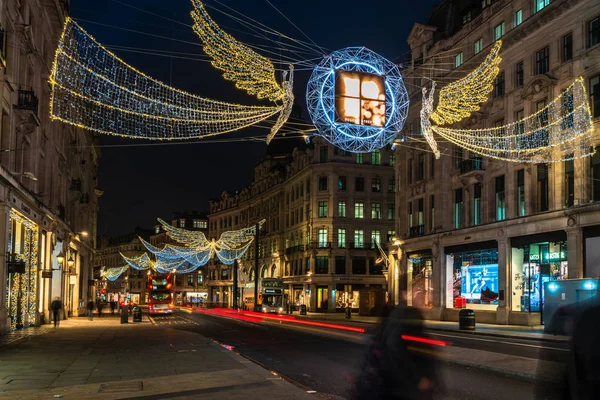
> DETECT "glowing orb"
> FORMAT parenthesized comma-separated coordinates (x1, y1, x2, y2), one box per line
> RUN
(307, 47, 409, 153)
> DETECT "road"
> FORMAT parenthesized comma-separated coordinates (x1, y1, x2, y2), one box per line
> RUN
(149, 312, 567, 400)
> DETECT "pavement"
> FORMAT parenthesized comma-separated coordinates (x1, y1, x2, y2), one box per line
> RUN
(295, 312, 571, 342)
(0, 314, 314, 400)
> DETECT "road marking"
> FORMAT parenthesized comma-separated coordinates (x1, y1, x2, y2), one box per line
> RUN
(426, 332, 569, 352)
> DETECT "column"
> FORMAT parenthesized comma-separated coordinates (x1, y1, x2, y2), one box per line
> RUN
(430, 246, 445, 320)
(496, 237, 511, 324)
(567, 227, 583, 279)
(328, 284, 335, 312)
(0, 205, 10, 333)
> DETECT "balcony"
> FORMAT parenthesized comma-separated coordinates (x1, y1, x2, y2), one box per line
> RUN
(285, 244, 305, 254)
(314, 241, 331, 249)
(14, 88, 40, 128)
(409, 225, 425, 237)
(459, 157, 483, 174)
(348, 241, 373, 250)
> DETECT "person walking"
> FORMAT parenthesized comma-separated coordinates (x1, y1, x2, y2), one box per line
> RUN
(96, 299, 103, 318)
(87, 299, 95, 321)
(110, 300, 116, 315)
(50, 297, 62, 328)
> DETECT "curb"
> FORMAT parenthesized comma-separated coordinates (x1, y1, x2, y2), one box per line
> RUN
(424, 327, 570, 343)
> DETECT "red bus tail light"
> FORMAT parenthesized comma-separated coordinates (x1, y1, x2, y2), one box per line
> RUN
(168, 303, 174, 308)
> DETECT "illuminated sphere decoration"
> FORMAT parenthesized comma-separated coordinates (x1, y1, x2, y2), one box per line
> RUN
(306, 47, 409, 153)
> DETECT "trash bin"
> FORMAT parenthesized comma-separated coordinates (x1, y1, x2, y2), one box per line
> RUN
(459, 309, 475, 331)
(133, 306, 142, 322)
(345, 306, 351, 319)
(300, 304, 307, 315)
(120, 305, 128, 324)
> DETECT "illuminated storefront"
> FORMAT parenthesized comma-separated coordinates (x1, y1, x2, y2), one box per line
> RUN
(335, 285, 361, 311)
(407, 252, 433, 307)
(6, 209, 39, 330)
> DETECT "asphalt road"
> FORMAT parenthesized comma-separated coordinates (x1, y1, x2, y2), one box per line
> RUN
(149, 312, 566, 400)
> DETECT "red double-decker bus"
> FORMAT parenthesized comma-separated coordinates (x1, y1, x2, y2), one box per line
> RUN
(147, 273, 174, 315)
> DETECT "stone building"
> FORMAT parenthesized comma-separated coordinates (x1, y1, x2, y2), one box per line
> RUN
(0, 0, 100, 331)
(208, 136, 396, 312)
(393, 0, 600, 325)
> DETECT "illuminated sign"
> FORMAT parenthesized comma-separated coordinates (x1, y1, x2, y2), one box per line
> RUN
(335, 71, 386, 127)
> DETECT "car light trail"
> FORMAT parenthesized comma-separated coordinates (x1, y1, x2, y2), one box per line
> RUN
(401, 335, 450, 346)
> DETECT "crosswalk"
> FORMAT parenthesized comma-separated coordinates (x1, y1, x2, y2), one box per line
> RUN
(148, 314, 199, 326)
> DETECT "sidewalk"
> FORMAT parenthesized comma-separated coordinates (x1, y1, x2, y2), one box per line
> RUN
(295, 312, 570, 342)
(0, 316, 313, 399)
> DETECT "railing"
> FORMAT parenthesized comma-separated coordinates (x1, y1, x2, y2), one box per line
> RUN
(16, 89, 39, 115)
(285, 244, 305, 254)
(314, 241, 331, 249)
(459, 157, 484, 174)
(409, 225, 425, 237)
(348, 241, 373, 249)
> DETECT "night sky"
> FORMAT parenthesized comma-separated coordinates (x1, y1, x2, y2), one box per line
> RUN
(69, 0, 438, 236)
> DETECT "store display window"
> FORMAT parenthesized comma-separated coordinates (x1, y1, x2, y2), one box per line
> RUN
(407, 256, 433, 307)
(335, 285, 360, 310)
(448, 249, 499, 309)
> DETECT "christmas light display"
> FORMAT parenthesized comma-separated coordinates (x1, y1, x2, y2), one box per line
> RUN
(307, 47, 409, 153)
(49, 17, 292, 140)
(431, 78, 594, 163)
(102, 266, 129, 281)
(8, 210, 39, 330)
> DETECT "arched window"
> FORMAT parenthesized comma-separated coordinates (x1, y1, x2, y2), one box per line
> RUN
(261, 266, 267, 278)
(271, 264, 277, 277)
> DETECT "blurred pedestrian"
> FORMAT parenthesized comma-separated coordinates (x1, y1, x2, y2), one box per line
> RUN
(110, 300, 116, 315)
(567, 302, 600, 399)
(97, 299, 103, 318)
(350, 302, 439, 400)
(87, 299, 95, 321)
(50, 297, 62, 328)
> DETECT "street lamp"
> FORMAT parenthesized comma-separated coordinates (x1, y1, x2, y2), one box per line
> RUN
(56, 253, 65, 265)
(67, 254, 75, 268)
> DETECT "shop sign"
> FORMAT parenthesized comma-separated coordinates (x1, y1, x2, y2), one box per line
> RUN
(42, 271, 53, 278)
(529, 251, 566, 262)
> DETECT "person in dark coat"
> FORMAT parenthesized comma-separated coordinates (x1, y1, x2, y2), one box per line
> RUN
(567, 303, 600, 399)
(87, 300, 95, 320)
(50, 297, 62, 328)
(96, 299, 103, 318)
(110, 301, 116, 315)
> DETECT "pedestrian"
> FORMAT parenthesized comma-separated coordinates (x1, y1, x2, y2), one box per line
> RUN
(97, 299, 103, 318)
(50, 297, 62, 328)
(110, 300, 116, 315)
(87, 299, 95, 321)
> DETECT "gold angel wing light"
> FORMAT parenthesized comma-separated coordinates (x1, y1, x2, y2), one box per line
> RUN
(430, 41, 502, 126)
(158, 218, 211, 249)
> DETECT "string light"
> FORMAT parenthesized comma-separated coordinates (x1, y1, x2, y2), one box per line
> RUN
(102, 266, 129, 281)
(420, 83, 440, 159)
(432, 78, 594, 163)
(49, 18, 289, 140)
(429, 41, 502, 126)
(307, 47, 409, 153)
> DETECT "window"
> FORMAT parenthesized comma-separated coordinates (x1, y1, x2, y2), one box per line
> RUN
(408, 202, 413, 229)
(430, 195, 435, 230)
(462, 10, 472, 25)
(352, 257, 366, 274)
(474, 38, 483, 55)
(496, 175, 506, 221)
(590, 17, 600, 48)
(454, 147, 463, 170)
(514, 9, 523, 27)
(155, 226, 160, 234)
(318, 176, 328, 191)
(417, 154, 424, 180)
(319, 146, 328, 162)
(372, 230, 381, 248)
(517, 169, 526, 217)
(387, 230, 396, 242)
(387, 204, 395, 220)
(591, 75, 600, 118)
(335, 256, 346, 274)
(515, 61, 524, 87)
(495, 71, 505, 97)
(318, 201, 328, 218)
(563, 33, 573, 62)
(389, 154, 395, 166)
(537, 164, 549, 212)
(494, 22, 505, 40)
(187, 275, 194, 287)
(197, 274, 203, 286)
(193, 220, 207, 229)
(473, 183, 482, 226)
(334, 147, 348, 156)
(372, 150, 381, 165)
(455, 52, 463, 68)
(454, 188, 463, 229)
(318, 229, 328, 247)
(536, 100, 549, 147)
(337, 228, 346, 248)
(430, 154, 435, 178)
(565, 157, 574, 207)
(408, 159, 413, 184)
(482, 0, 491, 8)
(338, 176, 347, 190)
(388, 178, 395, 193)
(536, 46, 550, 75)
(354, 230, 364, 248)
(417, 198, 424, 228)
(356, 153, 363, 164)
(563, 90, 574, 129)
(535, 0, 549, 13)
(338, 201, 347, 217)
(180, 219, 186, 228)
(354, 202, 364, 219)
(355, 177, 365, 191)
(371, 203, 381, 219)
(315, 256, 329, 274)
(371, 178, 381, 192)
(591, 147, 600, 201)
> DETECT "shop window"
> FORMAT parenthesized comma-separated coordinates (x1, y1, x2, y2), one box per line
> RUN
(371, 202, 381, 219)
(338, 176, 347, 190)
(335, 256, 346, 274)
(354, 202, 364, 219)
(355, 177, 365, 191)
(408, 256, 433, 307)
(565, 157, 574, 207)
(517, 169, 526, 216)
(318, 201, 328, 218)
(473, 183, 482, 226)
(336, 286, 359, 309)
(338, 201, 346, 217)
(354, 230, 364, 248)
(319, 146, 328, 163)
(371, 178, 381, 192)
(315, 256, 329, 274)
(454, 188, 463, 229)
(562, 33, 573, 62)
(337, 228, 346, 248)
(372, 150, 381, 165)
(515, 61, 524, 88)
(591, 146, 600, 201)
(352, 257, 366, 274)
(449, 249, 499, 309)
(537, 164, 549, 212)
(496, 175, 506, 221)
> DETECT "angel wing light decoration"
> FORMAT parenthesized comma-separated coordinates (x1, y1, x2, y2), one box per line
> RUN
(49, 0, 294, 142)
(420, 41, 594, 163)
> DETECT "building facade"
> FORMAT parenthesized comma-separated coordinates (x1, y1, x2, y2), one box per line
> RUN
(0, 0, 100, 332)
(208, 137, 396, 312)
(394, 0, 600, 325)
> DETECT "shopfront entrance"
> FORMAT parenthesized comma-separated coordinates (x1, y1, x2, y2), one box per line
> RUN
(407, 252, 433, 308)
(316, 286, 328, 312)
